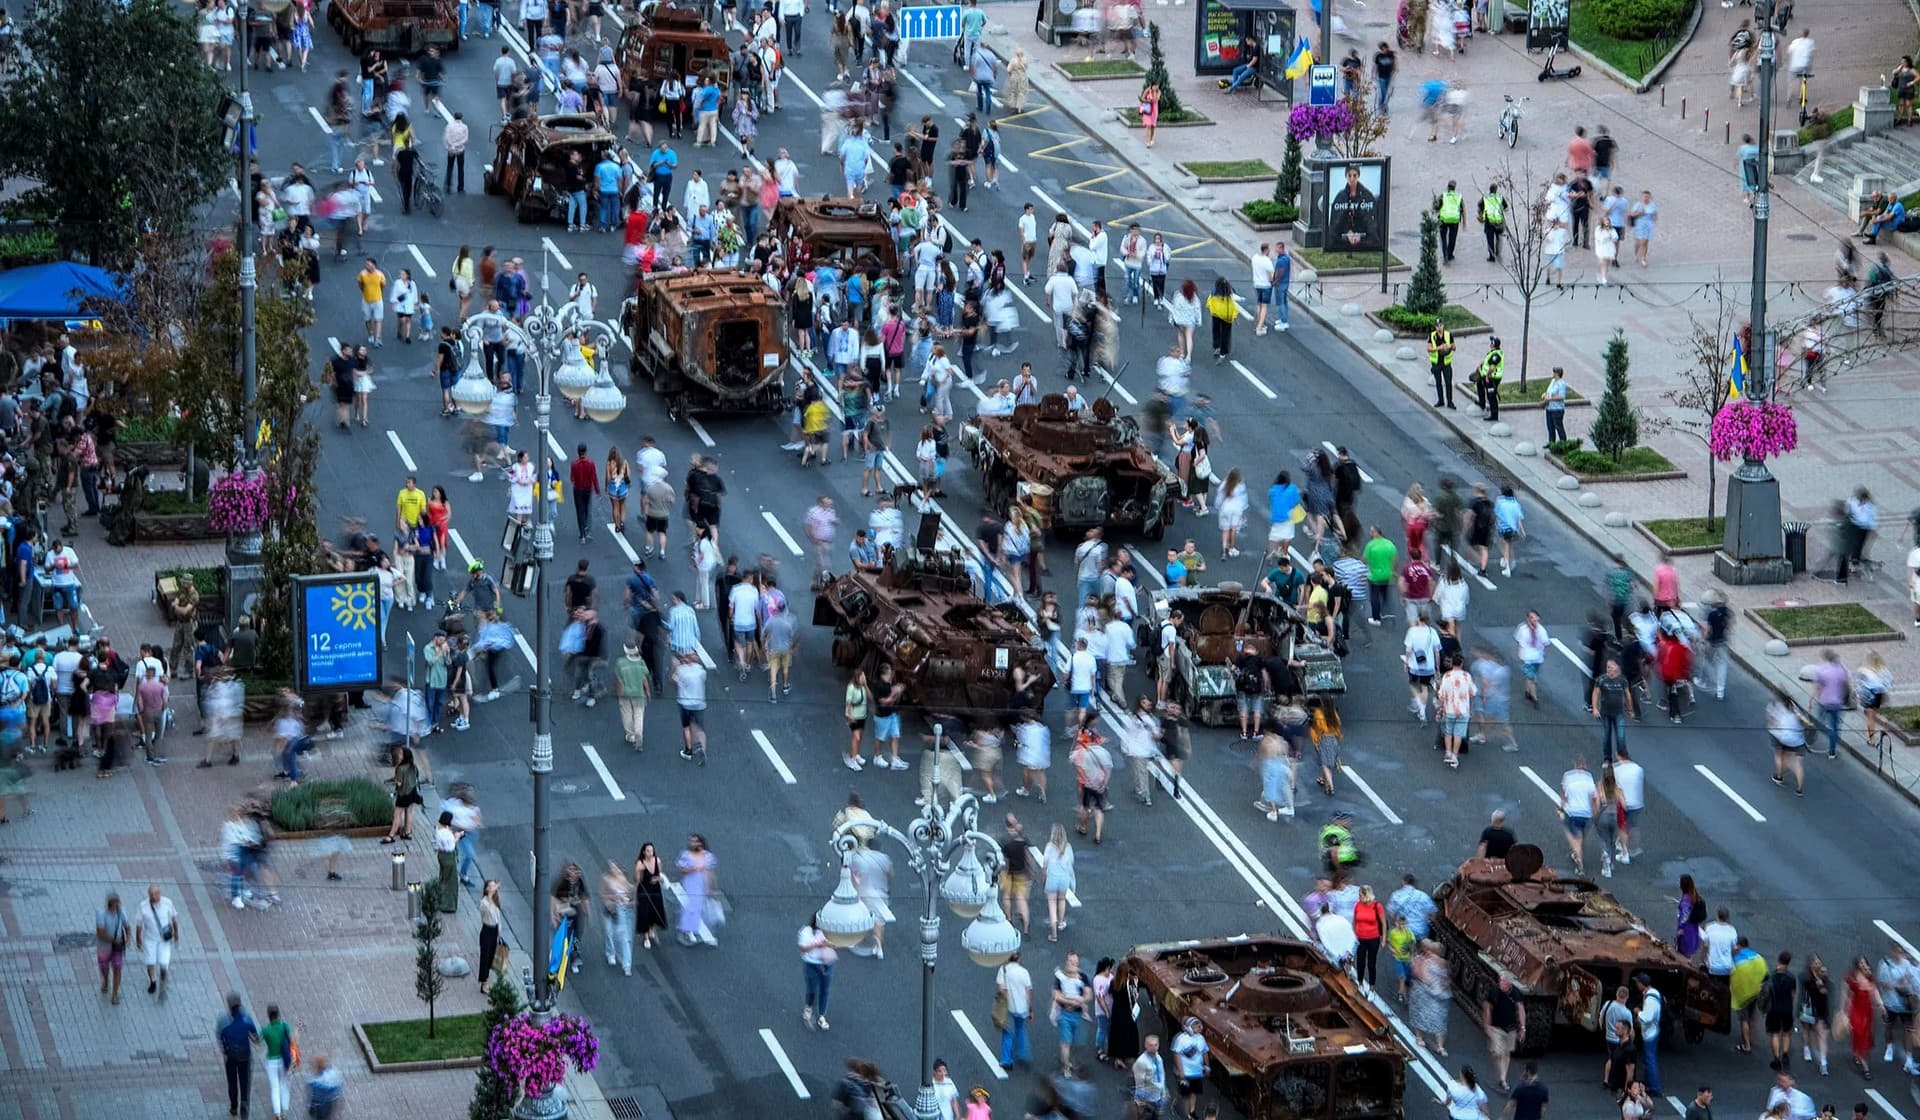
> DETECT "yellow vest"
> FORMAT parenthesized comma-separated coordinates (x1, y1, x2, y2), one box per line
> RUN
(1479, 348, 1505, 381)
(1438, 190, 1463, 223)
(1481, 195, 1505, 225)
(1428, 328, 1453, 364)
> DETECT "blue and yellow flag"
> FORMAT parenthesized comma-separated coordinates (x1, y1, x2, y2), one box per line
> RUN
(1727, 334, 1747, 400)
(1285, 38, 1314, 80)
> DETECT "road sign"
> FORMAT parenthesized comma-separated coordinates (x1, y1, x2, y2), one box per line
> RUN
(899, 4, 961, 40)
(1308, 64, 1337, 106)
(294, 572, 384, 693)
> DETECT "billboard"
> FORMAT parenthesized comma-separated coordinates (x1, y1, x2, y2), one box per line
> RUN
(294, 572, 384, 693)
(1325, 158, 1389, 254)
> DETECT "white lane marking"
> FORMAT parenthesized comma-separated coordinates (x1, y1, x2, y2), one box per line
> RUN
(687, 417, 716, 447)
(515, 631, 539, 669)
(1339, 765, 1403, 825)
(692, 639, 716, 670)
(326, 336, 343, 355)
(580, 742, 626, 801)
(900, 67, 948, 109)
(545, 430, 567, 462)
(950, 1010, 1008, 1078)
(1867, 1089, 1911, 1120)
(386, 430, 418, 471)
(1441, 545, 1497, 591)
(1875, 919, 1920, 960)
(1666, 1098, 1687, 1117)
(1518, 764, 1560, 805)
(1550, 636, 1592, 676)
(432, 98, 455, 125)
(609, 526, 639, 563)
(1091, 364, 1137, 405)
(1321, 441, 1375, 483)
(1028, 845, 1081, 907)
(541, 236, 573, 272)
(307, 106, 335, 135)
(666, 880, 718, 944)
(752, 729, 798, 785)
(406, 243, 438, 279)
(759, 1028, 810, 1098)
(369, 184, 384, 205)
(1127, 547, 1167, 588)
(448, 528, 477, 567)
(786, 69, 824, 108)
(1001, 261, 1053, 325)
(1693, 764, 1766, 823)
(1230, 359, 1277, 401)
(1028, 185, 1089, 238)
(762, 510, 805, 556)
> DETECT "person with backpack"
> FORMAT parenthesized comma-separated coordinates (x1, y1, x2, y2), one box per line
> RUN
(25, 655, 55, 755)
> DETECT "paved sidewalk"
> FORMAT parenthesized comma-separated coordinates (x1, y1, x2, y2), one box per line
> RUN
(986, 4, 1920, 796)
(0, 520, 614, 1119)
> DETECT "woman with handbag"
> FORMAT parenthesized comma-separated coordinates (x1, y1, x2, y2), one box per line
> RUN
(635, 844, 669, 950)
(550, 862, 589, 977)
(95, 891, 130, 1004)
(600, 860, 637, 976)
(675, 834, 718, 947)
(799, 913, 838, 1029)
(478, 880, 505, 991)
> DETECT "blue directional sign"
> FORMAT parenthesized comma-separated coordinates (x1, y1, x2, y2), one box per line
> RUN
(1308, 64, 1337, 106)
(899, 4, 961, 40)
(294, 572, 384, 692)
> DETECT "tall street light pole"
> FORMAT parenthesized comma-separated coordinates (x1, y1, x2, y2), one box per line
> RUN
(815, 727, 1023, 1120)
(235, 0, 258, 471)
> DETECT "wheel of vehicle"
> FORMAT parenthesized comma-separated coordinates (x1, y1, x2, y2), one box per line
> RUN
(422, 184, 444, 218)
(1505, 118, 1520, 149)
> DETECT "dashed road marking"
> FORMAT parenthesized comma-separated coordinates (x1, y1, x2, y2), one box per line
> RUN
(1321, 442, 1375, 483)
(1693, 764, 1766, 822)
(386, 430, 417, 471)
(1028, 185, 1089, 237)
(950, 1009, 1008, 1077)
(307, 106, 334, 134)
(752, 729, 798, 785)
(406, 243, 438, 279)
(1875, 919, 1920, 960)
(687, 417, 716, 447)
(1517, 764, 1560, 804)
(666, 881, 719, 945)
(1340, 765, 1403, 825)
(759, 1028, 810, 1098)
(900, 67, 947, 110)
(1441, 545, 1497, 591)
(609, 526, 640, 563)
(1549, 636, 1591, 676)
(540, 236, 573, 272)
(1867, 1089, 1910, 1120)
(1230, 359, 1277, 401)
(580, 742, 626, 800)
(762, 510, 805, 556)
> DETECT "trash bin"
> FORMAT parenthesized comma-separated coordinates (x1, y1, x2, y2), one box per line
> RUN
(1782, 521, 1809, 573)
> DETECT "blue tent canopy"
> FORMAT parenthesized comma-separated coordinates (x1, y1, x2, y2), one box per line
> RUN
(0, 261, 128, 322)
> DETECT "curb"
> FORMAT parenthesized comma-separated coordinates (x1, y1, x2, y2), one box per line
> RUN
(1016, 52, 1920, 808)
(351, 1021, 486, 1073)
(1744, 606, 1908, 649)
(1565, 0, 1703, 94)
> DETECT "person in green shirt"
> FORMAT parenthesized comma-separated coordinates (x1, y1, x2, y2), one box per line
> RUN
(614, 643, 653, 750)
(1386, 913, 1417, 1001)
(1606, 554, 1634, 638)
(1361, 527, 1399, 626)
(260, 1004, 298, 1120)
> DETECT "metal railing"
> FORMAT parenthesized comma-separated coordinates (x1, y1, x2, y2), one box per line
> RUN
(1772, 272, 1920, 393)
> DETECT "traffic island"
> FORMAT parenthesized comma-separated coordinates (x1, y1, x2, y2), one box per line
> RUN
(1635, 517, 1724, 556)
(1053, 59, 1145, 81)
(269, 778, 400, 835)
(1235, 200, 1298, 232)
(1543, 440, 1687, 483)
(1367, 304, 1487, 337)
(354, 1014, 490, 1073)
(1177, 159, 1277, 184)
(1747, 602, 1903, 648)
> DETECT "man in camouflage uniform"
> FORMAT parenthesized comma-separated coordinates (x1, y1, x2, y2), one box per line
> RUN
(168, 581, 199, 679)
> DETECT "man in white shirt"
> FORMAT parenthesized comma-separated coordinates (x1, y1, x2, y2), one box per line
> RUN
(868, 495, 904, 552)
(1701, 909, 1738, 975)
(1512, 610, 1549, 706)
(1017, 203, 1039, 283)
(773, 149, 800, 197)
(1072, 529, 1106, 608)
(1558, 756, 1597, 874)
(996, 951, 1033, 1066)
(1171, 1018, 1210, 1116)
(1044, 264, 1078, 349)
(1068, 637, 1098, 718)
(1085, 220, 1109, 292)
(1251, 244, 1276, 335)
(1132, 1035, 1168, 1109)
(1784, 29, 1814, 83)
(44, 538, 82, 631)
(1401, 615, 1441, 721)
(1156, 341, 1191, 414)
(635, 436, 668, 487)
(683, 169, 711, 215)
(1112, 564, 1138, 622)
(134, 885, 180, 993)
(1103, 614, 1136, 704)
(1612, 746, 1645, 866)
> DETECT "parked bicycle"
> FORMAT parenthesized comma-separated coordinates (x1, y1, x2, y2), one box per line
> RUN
(1497, 94, 1526, 149)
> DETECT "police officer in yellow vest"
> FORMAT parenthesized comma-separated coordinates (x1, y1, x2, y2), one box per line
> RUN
(1474, 336, 1506, 421)
(1427, 322, 1455, 409)
(1478, 183, 1506, 263)
(1435, 180, 1464, 264)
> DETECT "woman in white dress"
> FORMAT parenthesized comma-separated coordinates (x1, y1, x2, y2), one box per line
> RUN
(1434, 561, 1471, 637)
(391, 268, 419, 345)
(1216, 468, 1249, 558)
(692, 526, 721, 608)
(1593, 222, 1618, 285)
(196, 0, 222, 66)
(506, 451, 536, 524)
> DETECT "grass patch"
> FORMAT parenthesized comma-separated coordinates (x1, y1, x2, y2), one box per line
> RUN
(1797, 104, 1855, 144)
(1883, 705, 1920, 734)
(138, 489, 209, 516)
(1753, 602, 1895, 641)
(1303, 247, 1407, 272)
(269, 778, 394, 833)
(1057, 59, 1145, 79)
(120, 415, 180, 444)
(360, 1014, 490, 1064)
(165, 565, 223, 597)
(1492, 379, 1586, 404)
(1375, 303, 1483, 333)
(1639, 517, 1723, 551)
(1567, 0, 1689, 81)
(1552, 444, 1678, 476)
(1240, 199, 1300, 225)
(1181, 158, 1276, 181)
(1117, 107, 1208, 127)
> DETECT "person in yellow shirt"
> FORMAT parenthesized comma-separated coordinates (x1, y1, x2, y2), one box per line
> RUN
(799, 396, 830, 466)
(357, 259, 388, 348)
(396, 475, 427, 534)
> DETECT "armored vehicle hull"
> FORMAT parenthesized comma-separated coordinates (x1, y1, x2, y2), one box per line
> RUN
(964, 394, 1177, 539)
(771, 197, 899, 274)
(616, 6, 730, 100)
(624, 271, 788, 419)
(326, 0, 459, 55)
(1143, 583, 1345, 725)
(483, 114, 616, 225)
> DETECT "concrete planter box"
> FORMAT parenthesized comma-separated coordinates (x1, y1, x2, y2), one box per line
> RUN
(1051, 61, 1146, 82)
(1543, 450, 1687, 484)
(1366, 311, 1491, 339)
(1452, 382, 1591, 412)
(1233, 209, 1297, 233)
(1632, 521, 1720, 557)
(1744, 607, 1906, 649)
(352, 1022, 484, 1074)
(275, 825, 392, 843)
(1179, 163, 1277, 185)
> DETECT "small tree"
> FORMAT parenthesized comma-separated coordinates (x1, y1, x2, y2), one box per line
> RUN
(1405, 211, 1447, 317)
(1143, 23, 1183, 119)
(1655, 287, 1742, 528)
(470, 979, 526, 1120)
(1589, 330, 1641, 461)
(415, 883, 447, 1037)
(1330, 87, 1390, 159)
(1485, 161, 1554, 390)
(1273, 132, 1304, 215)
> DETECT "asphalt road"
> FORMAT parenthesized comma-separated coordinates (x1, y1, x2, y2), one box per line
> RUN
(227, 8, 1920, 1118)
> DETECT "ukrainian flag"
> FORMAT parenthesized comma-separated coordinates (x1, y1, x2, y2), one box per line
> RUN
(1728, 334, 1747, 400)
(1285, 38, 1314, 80)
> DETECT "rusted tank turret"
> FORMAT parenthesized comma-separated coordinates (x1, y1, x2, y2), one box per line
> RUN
(615, 5, 730, 101)
(1110, 937, 1406, 1120)
(1143, 583, 1344, 726)
(771, 197, 899, 274)
(623, 271, 788, 419)
(964, 394, 1178, 540)
(1431, 844, 1729, 1055)
(326, 0, 459, 56)
(812, 527, 1054, 717)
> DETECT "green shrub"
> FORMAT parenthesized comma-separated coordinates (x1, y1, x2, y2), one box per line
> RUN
(1241, 199, 1300, 225)
(269, 778, 393, 832)
(120, 415, 180, 443)
(1379, 306, 1438, 333)
(1587, 0, 1689, 39)
(139, 489, 209, 516)
(169, 566, 223, 597)
(0, 227, 57, 263)
(1546, 438, 1585, 457)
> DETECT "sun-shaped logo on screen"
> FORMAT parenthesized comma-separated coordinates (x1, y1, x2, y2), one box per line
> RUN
(331, 582, 378, 631)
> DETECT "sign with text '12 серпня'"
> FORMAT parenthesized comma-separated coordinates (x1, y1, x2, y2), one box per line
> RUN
(294, 572, 384, 693)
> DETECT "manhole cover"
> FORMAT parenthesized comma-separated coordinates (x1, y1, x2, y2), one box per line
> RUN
(1785, 233, 1818, 242)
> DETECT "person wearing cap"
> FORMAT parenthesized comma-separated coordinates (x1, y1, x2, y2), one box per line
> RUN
(456, 560, 501, 634)
(614, 642, 652, 749)
(1171, 1015, 1210, 1117)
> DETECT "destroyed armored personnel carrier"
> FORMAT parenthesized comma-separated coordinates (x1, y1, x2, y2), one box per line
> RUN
(771, 197, 900, 274)
(483, 114, 616, 225)
(1431, 845, 1729, 1055)
(813, 524, 1055, 717)
(1110, 937, 1406, 1120)
(623, 271, 789, 420)
(964, 394, 1178, 539)
(1143, 582, 1344, 726)
(326, 0, 459, 55)
(615, 5, 730, 101)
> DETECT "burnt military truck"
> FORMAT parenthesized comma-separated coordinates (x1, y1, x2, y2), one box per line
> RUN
(616, 4, 730, 98)
(1144, 582, 1345, 726)
(1111, 937, 1407, 1120)
(771, 197, 900, 274)
(964, 394, 1178, 540)
(326, 0, 459, 55)
(483, 114, 616, 224)
(1431, 845, 1729, 1055)
(813, 523, 1055, 717)
(623, 271, 789, 419)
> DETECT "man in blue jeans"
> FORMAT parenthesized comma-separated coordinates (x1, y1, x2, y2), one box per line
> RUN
(1272, 242, 1293, 331)
(216, 992, 260, 1118)
(593, 149, 623, 232)
(1634, 972, 1665, 1093)
(1811, 649, 1850, 757)
(996, 951, 1033, 1067)
(1590, 658, 1633, 763)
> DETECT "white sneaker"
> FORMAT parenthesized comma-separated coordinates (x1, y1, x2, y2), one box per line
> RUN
(1804, 1046, 1814, 1062)
(233, 896, 247, 909)
(1265, 810, 1279, 822)
(1885, 1044, 1896, 1063)
(845, 755, 865, 771)
(606, 954, 617, 966)
(803, 1006, 814, 1028)
(468, 471, 485, 482)
(1618, 849, 1630, 866)
(874, 945, 884, 960)
(889, 757, 910, 771)
(817, 1017, 829, 1031)
(1277, 323, 1290, 332)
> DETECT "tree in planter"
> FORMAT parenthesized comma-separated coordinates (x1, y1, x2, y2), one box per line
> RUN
(1273, 131, 1303, 215)
(1484, 161, 1556, 391)
(1405, 211, 1447, 318)
(470, 980, 527, 1120)
(416, 883, 447, 1037)
(1588, 330, 1641, 462)
(1651, 287, 1742, 531)
(1142, 23, 1183, 119)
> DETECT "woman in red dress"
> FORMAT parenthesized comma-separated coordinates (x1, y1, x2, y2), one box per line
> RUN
(425, 486, 453, 572)
(1846, 954, 1880, 1077)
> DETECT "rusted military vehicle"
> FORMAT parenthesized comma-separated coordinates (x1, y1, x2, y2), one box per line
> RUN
(1142, 582, 1344, 726)
(326, 0, 459, 55)
(1431, 844, 1728, 1055)
(1110, 937, 1406, 1120)
(813, 524, 1055, 716)
(771, 197, 900, 274)
(963, 394, 1178, 540)
(483, 114, 616, 224)
(623, 271, 789, 420)
(616, 4, 730, 97)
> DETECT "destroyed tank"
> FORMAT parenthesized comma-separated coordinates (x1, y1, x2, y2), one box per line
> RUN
(964, 394, 1178, 539)
(771, 197, 900, 274)
(615, 4, 730, 101)
(812, 523, 1055, 718)
(325, 0, 459, 56)
(1110, 937, 1406, 1120)
(623, 271, 789, 420)
(1143, 582, 1344, 726)
(1431, 844, 1729, 1055)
